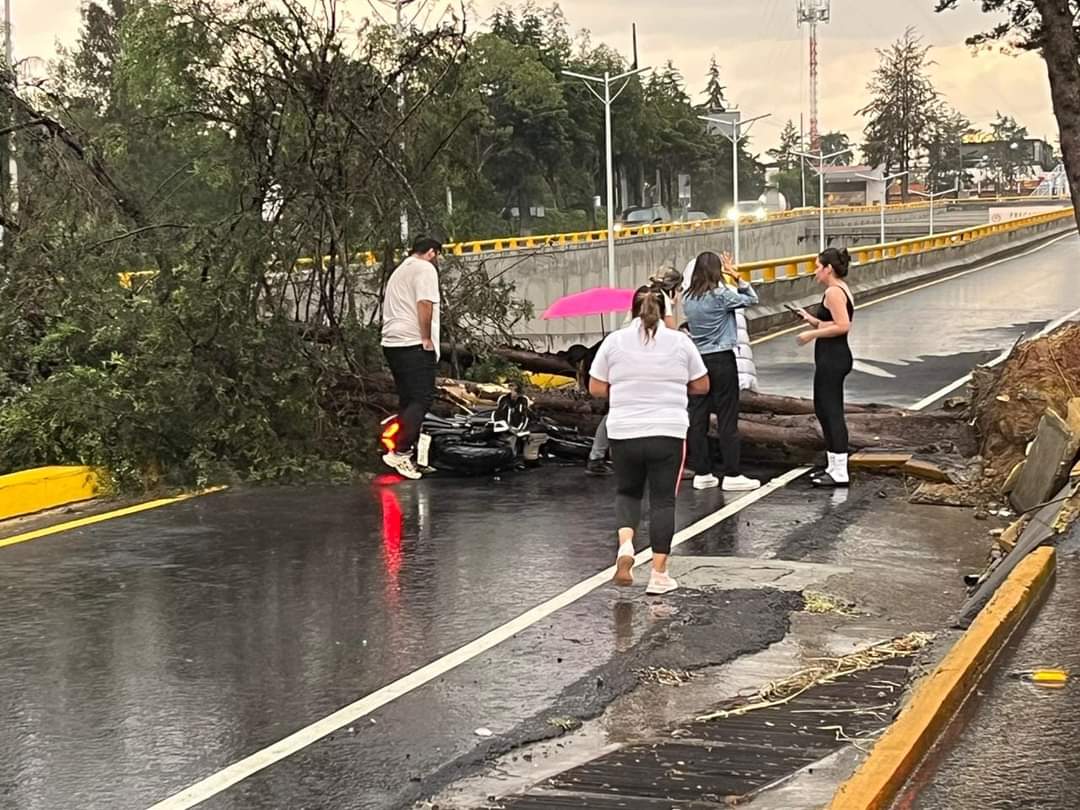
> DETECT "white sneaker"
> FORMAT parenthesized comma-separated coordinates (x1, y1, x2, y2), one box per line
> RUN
(646, 571, 679, 596)
(693, 474, 720, 490)
(613, 545, 635, 587)
(382, 452, 422, 480)
(722, 475, 761, 492)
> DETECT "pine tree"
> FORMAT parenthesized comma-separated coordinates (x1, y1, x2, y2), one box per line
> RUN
(858, 28, 949, 199)
(767, 120, 801, 171)
(704, 56, 727, 112)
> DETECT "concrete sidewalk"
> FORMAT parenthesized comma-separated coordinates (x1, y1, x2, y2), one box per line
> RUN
(422, 478, 997, 809)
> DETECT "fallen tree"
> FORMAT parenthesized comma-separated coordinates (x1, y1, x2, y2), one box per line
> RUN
(332, 373, 975, 462)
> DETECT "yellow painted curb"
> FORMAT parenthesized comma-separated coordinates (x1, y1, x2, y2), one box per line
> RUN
(0, 465, 102, 521)
(828, 546, 1057, 810)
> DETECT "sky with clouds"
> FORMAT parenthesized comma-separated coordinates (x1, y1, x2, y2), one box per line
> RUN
(17, 0, 1058, 156)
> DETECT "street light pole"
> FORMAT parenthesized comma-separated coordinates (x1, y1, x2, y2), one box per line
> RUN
(374, 0, 417, 246)
(699, 111, 770, 264)
(792, 147, 852, 252)
(564, 66, 651, 289)
(910, 183, 959, 236)
(856, 170, 907, 245)
(603, 71, 614, 282)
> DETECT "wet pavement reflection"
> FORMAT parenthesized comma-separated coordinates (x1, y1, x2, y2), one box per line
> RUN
(0, 468, 779, 808)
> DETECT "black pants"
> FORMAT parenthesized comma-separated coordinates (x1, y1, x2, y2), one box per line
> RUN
(383, 345, 437, 453)
(610, 436, 684, 555)
(687, 350, 740, 476)
(813, 343, 853, 453)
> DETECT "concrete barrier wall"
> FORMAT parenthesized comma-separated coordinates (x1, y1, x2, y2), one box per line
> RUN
(480, 209, 951, 350)
(502, 209, 1073, 350)
(748, 216, 1073, 335)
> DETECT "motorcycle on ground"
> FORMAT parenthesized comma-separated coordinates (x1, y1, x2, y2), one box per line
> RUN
(378, 386, 592, 475)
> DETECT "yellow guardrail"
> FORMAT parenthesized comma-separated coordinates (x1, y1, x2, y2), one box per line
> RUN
(442, 201, 928, 257)
(116, 195, 1071, 289)
(438, 194, 1068, 258)
(734, 206, 1075, 284)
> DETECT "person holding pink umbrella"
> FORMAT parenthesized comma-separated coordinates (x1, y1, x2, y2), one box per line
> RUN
(586, 282, 676, 476)
(589, 287, 709, 595)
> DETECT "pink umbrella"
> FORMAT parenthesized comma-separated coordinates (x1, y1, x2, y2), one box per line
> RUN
(541, 287, 637, 320)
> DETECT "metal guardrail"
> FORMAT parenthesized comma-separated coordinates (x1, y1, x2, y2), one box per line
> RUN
(438, 194, 1069, 258)
(117, 196, 1072, 289)
(734, 206, 1075, 284)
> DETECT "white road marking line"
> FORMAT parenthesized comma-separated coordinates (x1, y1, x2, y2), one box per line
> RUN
(147, 235, 1080, 807)
(910, 303, 1080, 412)
(852, 360, 897, 379)
(751, 231, 1077, 347)
(146, 467, 810, 809)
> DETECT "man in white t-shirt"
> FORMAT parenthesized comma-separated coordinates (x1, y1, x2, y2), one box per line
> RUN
(380, 236, 442, 479)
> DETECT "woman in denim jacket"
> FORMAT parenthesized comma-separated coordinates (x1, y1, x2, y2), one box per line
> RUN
(681, 251, 762, 492)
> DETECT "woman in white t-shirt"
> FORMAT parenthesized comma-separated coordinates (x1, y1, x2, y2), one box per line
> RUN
(589, 288, 710, 596)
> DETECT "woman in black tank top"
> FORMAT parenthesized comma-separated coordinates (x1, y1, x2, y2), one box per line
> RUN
(794, 247, 855, 487)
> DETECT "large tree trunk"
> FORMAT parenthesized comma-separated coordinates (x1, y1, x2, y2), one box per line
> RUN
(1034, 0, 1080, 233)
(335, 373, 974, 462)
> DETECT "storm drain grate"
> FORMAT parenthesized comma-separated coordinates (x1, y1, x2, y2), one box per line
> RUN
(492, 659, 912, 810)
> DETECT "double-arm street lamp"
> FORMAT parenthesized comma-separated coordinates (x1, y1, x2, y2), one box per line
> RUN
(563, 66, 651, 288)
(791, 147, 853, 252)
(699, 111, 770, 264)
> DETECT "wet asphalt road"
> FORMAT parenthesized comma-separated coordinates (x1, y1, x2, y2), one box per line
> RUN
(1, 234, 1080, 809)
(0, 468, 805, 809)
(751, 232, 1080, 406)
(899, 526, 1080, 810)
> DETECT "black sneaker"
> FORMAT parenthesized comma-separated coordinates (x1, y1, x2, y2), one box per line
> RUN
(586, 459, 613, 476)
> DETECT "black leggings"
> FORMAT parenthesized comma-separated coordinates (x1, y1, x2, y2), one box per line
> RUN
(687, 350, 741, 476)
(610, 436, 684, 555)
(813, 344, 853, 453)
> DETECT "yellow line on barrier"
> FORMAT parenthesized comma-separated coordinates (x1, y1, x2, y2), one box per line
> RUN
(0, 466, 102, 521)
(738, 207, 1073, 280)
(828, 546, 1057, 810)
(0, 486, 229, 551)
(116, 198, 1072, 285)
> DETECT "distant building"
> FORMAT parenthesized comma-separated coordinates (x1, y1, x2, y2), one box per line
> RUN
(818, 165, 885, 206)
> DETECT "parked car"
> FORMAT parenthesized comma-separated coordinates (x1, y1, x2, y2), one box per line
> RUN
(684, 210, 710, 222)
(725, 201, 768, 222)
(614, 205, 672, 232)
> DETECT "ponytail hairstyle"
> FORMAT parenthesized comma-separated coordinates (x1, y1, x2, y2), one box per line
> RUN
(818, 247, 851, 278)
(631, 284, 663, 343)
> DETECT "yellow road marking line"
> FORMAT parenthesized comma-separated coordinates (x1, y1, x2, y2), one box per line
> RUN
(0, 486, 229, 550)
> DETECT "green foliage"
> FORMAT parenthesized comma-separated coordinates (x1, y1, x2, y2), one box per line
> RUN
(820, 132, 854, 164)
(0, 0, 776, 490)
(0, 0, 523, 490)
(462, 355, 526, 386)
(0, 259, 378, 488)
